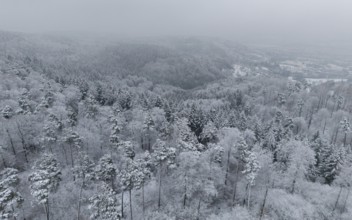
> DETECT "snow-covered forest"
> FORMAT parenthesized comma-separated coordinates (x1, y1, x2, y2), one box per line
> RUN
(1, 30, 352, 220)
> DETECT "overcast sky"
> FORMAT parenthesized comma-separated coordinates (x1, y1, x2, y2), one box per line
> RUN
(1, 0, 352, 46)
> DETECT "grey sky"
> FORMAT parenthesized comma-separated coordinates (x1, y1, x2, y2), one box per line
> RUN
(1, 0, 352, 45)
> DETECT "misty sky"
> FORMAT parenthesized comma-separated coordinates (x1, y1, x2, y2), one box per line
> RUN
(1, 0, 352, 45)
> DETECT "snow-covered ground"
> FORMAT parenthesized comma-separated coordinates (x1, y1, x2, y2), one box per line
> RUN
(279, 60, 308, 73)
(232, 64, 250, 77)
(305, 78, 348, 85)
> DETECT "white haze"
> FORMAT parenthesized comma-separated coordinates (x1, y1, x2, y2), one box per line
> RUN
(0, 0, 352, 46)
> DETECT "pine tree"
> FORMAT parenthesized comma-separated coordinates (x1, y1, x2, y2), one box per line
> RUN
(78, 80, 89, 101)
(297, 99, 304, 117)
(119, 159, 141, 220)
(176, 117, 198, 152)
(95, 83, 106, 105)
(134, 153, 152, 218)
(277, 93, 286, 106)
(48, 114, 63, 131)
(212, 144, 224, 165)
(84, 94, 98, 118)
(17, 89, 32, 114)
(110, 117, 122, 147)
(241, 146, 260, 208)
(319, 145, 345, 184)
(1, 105, 14, 119)
(28, 154, 61, 220)
(121, 141, 135, 160)
(44, 90, 55, 108)
(163, 102, 174, 123)
(72, 154, 95, 185)
(0, 168, 24, 219)
(154, 96, 163, 108)
(200, 121, 218, 145)
(340, 118, 350, 147)
(67, 105, 78, 127)
(73, 154, 95, 220)
(142, 113, 154, 151)
(42, 114, 63, 153)
(89, 183, 121, 220)
(118, 90, 132, 111)
(336, 95, 345, 111)
(152, 139, 176, 209)
(95, 154, 116, 189)
(64, 130, 83, 167)
(188, 104, 206, 138)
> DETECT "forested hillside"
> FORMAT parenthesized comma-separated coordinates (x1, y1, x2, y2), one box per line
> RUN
(1, 32, 352, 220)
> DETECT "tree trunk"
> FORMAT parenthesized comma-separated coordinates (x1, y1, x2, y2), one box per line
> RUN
(158, 162, 162, 209)
(77, 180, 84, 220)
(44, 202, 50, 220)
(6, 129, 16, 155)
(322, 120, 327, 134)
(307, 111, 313, 130)
(142, 183, 145, 220)
(342, 188, 350, 213)
(183, 173, 187, 209)
(224, 148, 231, 185)
(1, 153, 7, 168)
(333, 187, 343, 212)
(334, 128, 339, 145)
(259, 186, 269, 220)
(247, 184, 251, 209)
(69, 144, 74, 167)
(291, 176, 297, 194)
(61, 144, 69, 166)
(343, 133, 347, 148)
(16, 122, 28, 163)
(129, 189, 133, 220)
(11, 205, 17, 220)
(232, 164, 240, 206)
(331, 103, 336, 117)
(242, 183, 249, 206)
(121, 191, 124, 218)
(196, 197, 201, 220)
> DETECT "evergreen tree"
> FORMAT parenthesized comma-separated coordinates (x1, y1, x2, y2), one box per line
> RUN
(200, 121, 218, 145)
(95, 154, 117, 189)
(121, 141, 135, 160)
(64, 130, 83, 167)
(319, 145, 345, 184)
(241, 149, 260, 208)
(110, 117, 122, 148)
(66, 104, 78, 127)
(84, 94, 99, 118)
(142, 113, 155, 151)
(188, 104, 206, 138)
(212, 144, 224, 165)
(28, 154, 61, 220)
(1, 105, 14, 119)
(89, 183, 121, 220)
(340, 117, 350, 147)
(118, 90, 132, 111)
(73, 153, 96, 219)
(0, 168, 24, 219)
(175, 117, 198, 152)
(152, 139, 176, 209)
(119, 159, 141, 220)
(17, 89, 32, 114)
(134, 154, 152, 218)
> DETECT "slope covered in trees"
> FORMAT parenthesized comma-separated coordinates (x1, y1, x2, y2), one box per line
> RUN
(1, 32, 352, 219)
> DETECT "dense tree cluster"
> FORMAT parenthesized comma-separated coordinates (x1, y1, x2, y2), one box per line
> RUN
(1, 34, 352, 219)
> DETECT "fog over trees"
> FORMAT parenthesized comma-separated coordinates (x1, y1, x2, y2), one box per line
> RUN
(1, 1, 352, 220)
